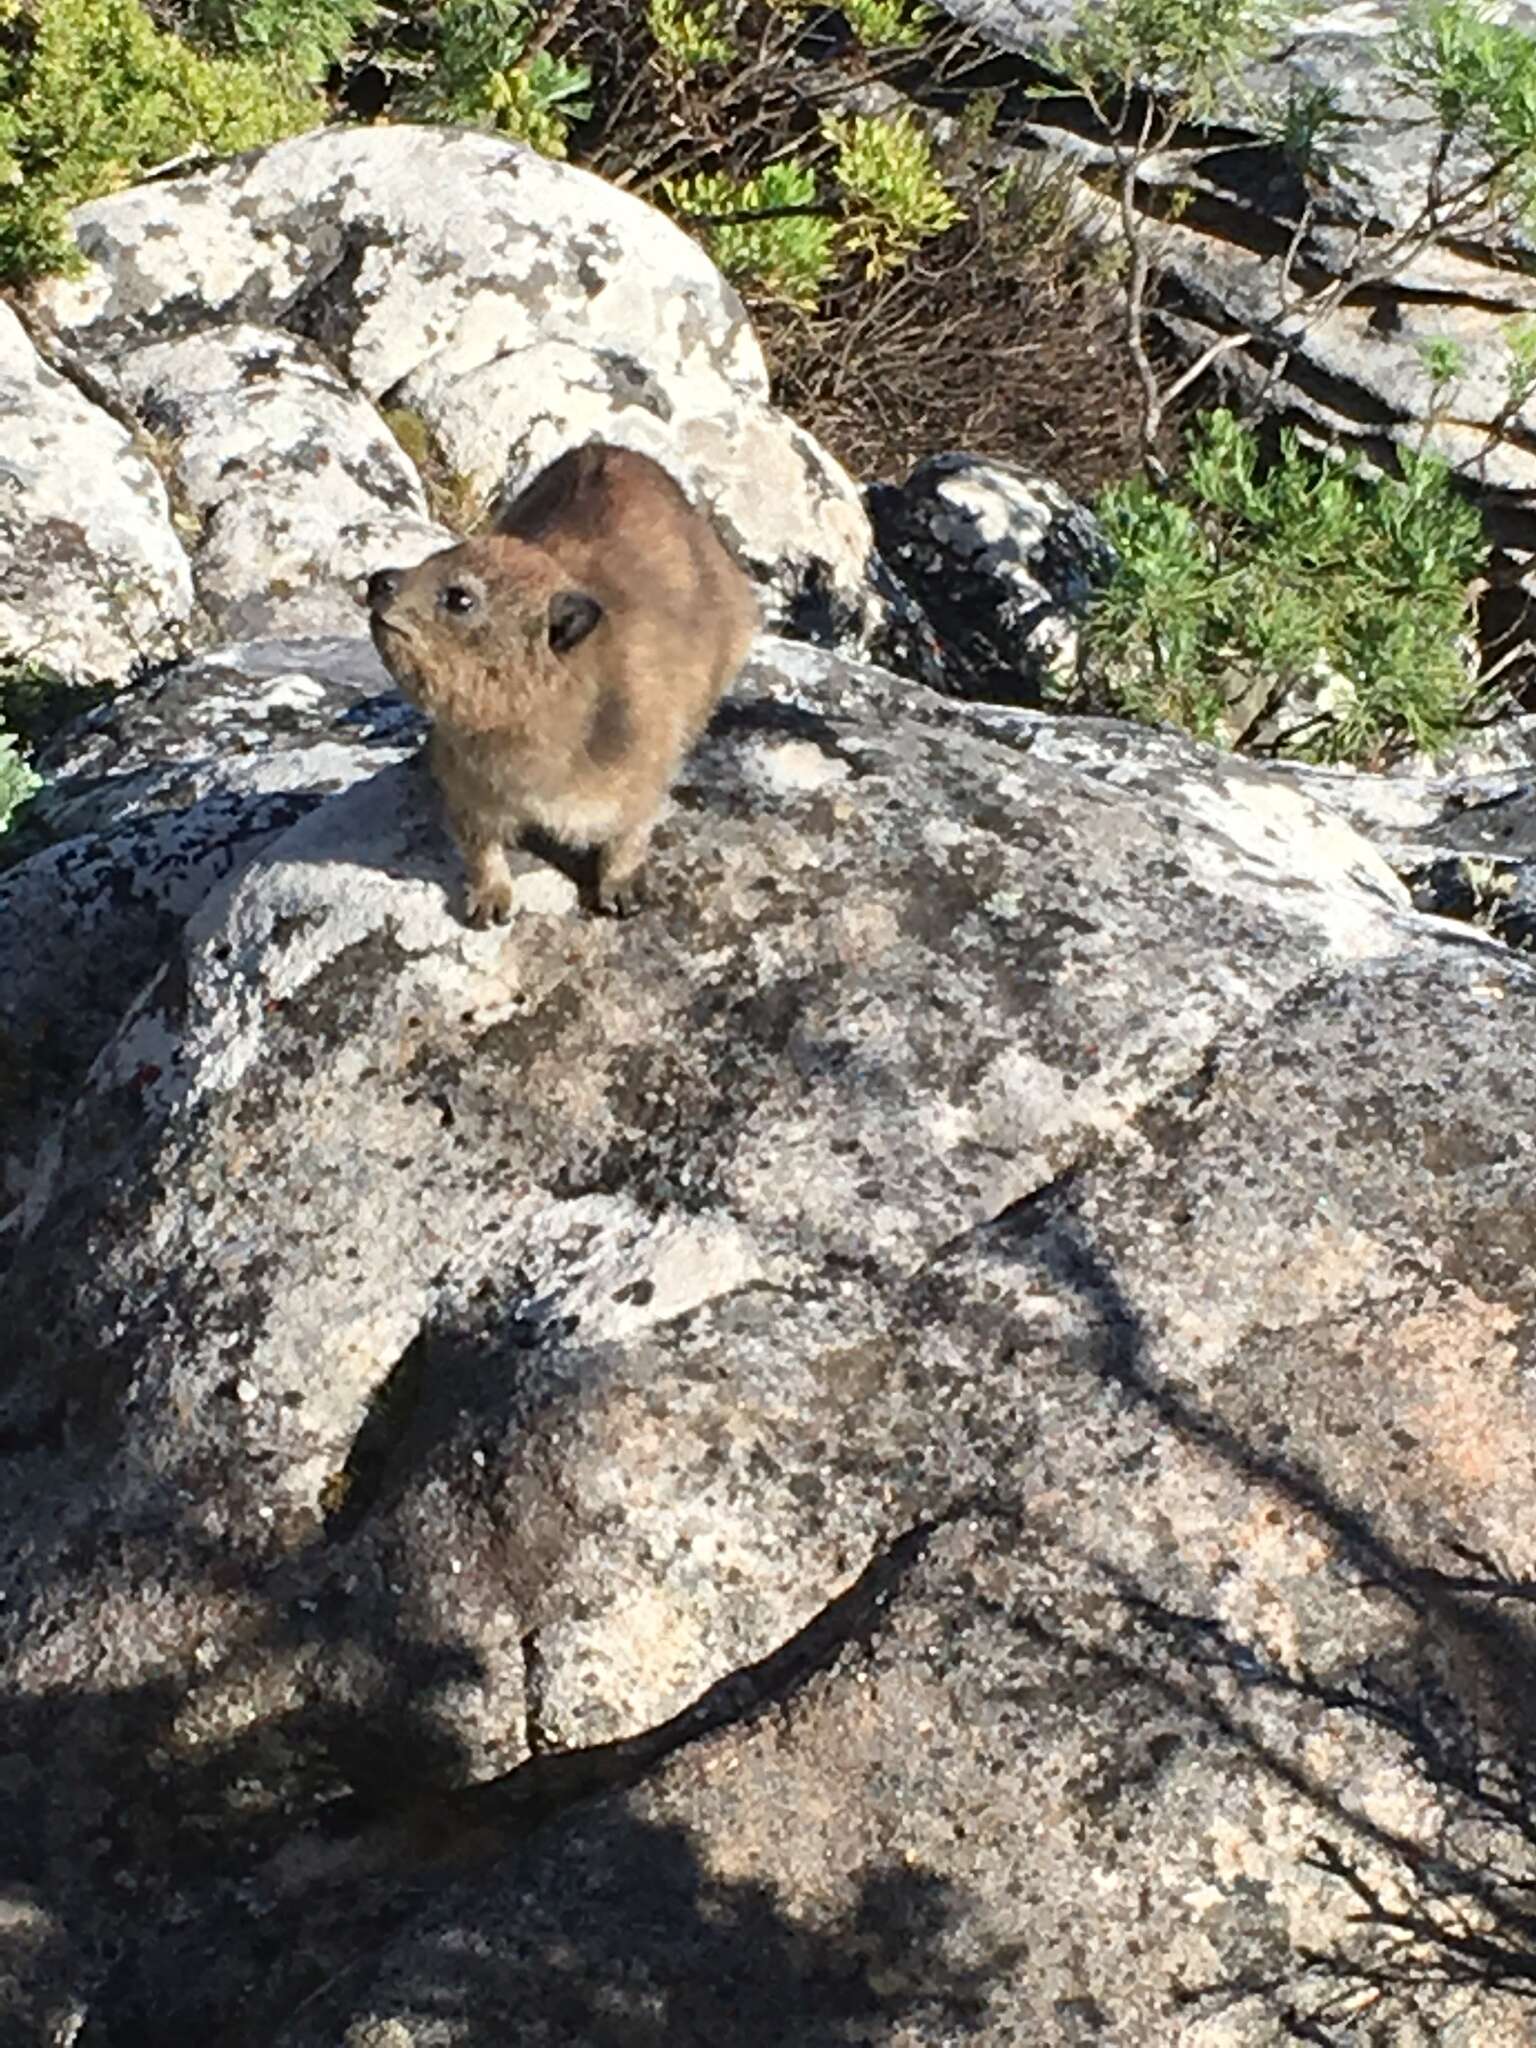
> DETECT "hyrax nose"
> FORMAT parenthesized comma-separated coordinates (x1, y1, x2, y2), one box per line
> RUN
(366, 567, 403, 610)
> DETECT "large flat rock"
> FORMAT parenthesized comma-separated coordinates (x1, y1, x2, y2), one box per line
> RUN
(2, 634, 1533, 2043)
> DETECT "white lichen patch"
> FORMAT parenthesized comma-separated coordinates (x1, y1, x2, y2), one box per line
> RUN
(564, 1213, 764, 1343)
(742, 739, 852, 796)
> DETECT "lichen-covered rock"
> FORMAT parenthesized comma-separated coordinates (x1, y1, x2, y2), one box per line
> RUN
(32, 127, 763, 399)
(269, 1477, 1536, 2048)
(3, 628, 1535, 2043)
(27, 126, 890, 650)
(114, 324, 450, 640)
(0, 635, 421, 1224)
(23, 632, 421, 841)
(869, 450, 1115, 703)
(0, 304, 193, 682)
(417, 339, 883, 644)
(1236, 722, 1536, 955)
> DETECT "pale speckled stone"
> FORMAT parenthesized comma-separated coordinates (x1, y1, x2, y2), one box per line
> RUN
(36, 127, 765, 402)
(28, 126, 889, 649)
(0, 303, 193, 681)
(113, 323, 451, 638)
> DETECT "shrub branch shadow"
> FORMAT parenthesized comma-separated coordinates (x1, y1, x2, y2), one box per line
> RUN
(986, 1178, 1536, 2039)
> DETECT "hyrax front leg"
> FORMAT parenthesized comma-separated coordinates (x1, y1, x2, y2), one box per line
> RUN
(451, 818, 515, 928)
(463, 839, 516, 928)
(429, 735, 516, 928)
(595, 818, 655, 918)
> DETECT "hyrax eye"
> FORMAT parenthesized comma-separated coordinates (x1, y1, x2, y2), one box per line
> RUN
(440, 585, 478, 616)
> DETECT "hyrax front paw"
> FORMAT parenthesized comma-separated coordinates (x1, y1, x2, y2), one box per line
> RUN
(595, 871, 649, 918)
(595, 826, 653, 918)
(465, 876, 515, 928)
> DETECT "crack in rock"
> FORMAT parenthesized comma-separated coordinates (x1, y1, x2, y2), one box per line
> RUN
(264, 1513, 955, 1903)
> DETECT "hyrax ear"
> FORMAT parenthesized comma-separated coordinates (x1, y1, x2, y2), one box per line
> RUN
(548, 590, 603, 654)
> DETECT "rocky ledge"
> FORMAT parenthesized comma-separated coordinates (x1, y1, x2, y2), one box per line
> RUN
(932, 0, 1536, 632)
(1, 618, 1535, 2045)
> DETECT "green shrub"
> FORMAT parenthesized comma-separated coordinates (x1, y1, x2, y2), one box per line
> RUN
(178, 0, 375, 78)
(667, 108, 959, 302)
(1502, 314, 1536, 413)
(402, 0, 592, 156)
(837, 0, 939, 47)
(823, 109, 961, 276)
(765, 0, 936, 40)
(646, 0, 733, 71)
(0, 732, 38, 835)
(1391, 0, 1536, 225)
(1086, 409, 1488, 763)
(0, 658, 88, 838)
(664, 160, 836, 306)
(1051, 0, 1293, 122)
(0, 0, 320, 283)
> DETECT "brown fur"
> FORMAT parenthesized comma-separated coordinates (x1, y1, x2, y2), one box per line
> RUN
(366, 443, 759, 923)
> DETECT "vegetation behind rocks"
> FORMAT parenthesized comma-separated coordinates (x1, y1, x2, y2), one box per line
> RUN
(1086, 409, 1490, 763)
(2, 0, 1536, 792)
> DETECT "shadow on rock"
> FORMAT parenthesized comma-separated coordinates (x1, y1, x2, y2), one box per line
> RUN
(1001, 1185, 1536, 2039)
(260, 1814, 1008, 2048)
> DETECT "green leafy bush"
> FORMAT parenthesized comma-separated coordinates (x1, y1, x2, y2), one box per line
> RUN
(823, 109, 961, 275)
(0, 732, 38, 835)
(1051, 0, 1293, 121)
(667, 108, 959, 301)
(664, 160, 835, 305)
(1392, 0, 1536, 224)
(646, 0, 733, 71)
(837, 0, 939, 48)
(765, 0, 936, 40)
(1086, 409, 1488, 763)
(179, 0, 375, 78)
(402, 0, 592, 155)
(0, 0, 320, 283)
(0, 658, 88, 837)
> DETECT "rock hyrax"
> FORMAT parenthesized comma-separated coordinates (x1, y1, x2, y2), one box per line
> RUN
(366, 442, 759, 923)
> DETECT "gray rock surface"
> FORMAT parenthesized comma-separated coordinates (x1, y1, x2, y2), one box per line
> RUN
(114, 324, 451, 640)
(1256, 721, 1536, 955)
(2, 629, 1535, 2044)
(25, 126, 891, 655)
(0, 304, 193, 684)
(0, 636, 420, 1224)
(938, 0, 1536, 239)
(870, 451, 1115, 704)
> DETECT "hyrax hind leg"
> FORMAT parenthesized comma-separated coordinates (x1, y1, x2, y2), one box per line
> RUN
(595, 818, 655, 918)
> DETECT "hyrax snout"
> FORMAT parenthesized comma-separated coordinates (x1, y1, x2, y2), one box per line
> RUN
(366, 442, 759, 924)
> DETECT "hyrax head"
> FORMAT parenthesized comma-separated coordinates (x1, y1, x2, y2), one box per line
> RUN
(365, 536, 602, 727)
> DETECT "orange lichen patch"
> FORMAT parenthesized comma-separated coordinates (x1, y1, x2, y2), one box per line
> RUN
(1210, 1496, 1333, 1674)
(1393, 1289, 1531, 1521)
